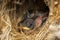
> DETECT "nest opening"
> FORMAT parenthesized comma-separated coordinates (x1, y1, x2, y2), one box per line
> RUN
(16, 0, 50, 34)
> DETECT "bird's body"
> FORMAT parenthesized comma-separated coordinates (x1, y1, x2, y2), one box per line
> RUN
(34, 16, 42, 27)
(17, 9, 48, 31)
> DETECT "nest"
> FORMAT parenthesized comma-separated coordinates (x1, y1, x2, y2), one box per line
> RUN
(0, 0, 60, 40)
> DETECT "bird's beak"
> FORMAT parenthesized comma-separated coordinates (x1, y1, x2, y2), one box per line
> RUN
(22, 26, 30, 30)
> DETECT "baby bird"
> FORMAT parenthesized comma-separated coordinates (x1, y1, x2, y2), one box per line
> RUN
(17, 10, 48, 31)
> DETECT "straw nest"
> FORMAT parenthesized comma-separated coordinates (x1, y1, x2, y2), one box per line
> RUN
(0, 0, 60, 40)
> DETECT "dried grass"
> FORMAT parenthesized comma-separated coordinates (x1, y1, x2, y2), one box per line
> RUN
(0, 0, 60, 40)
